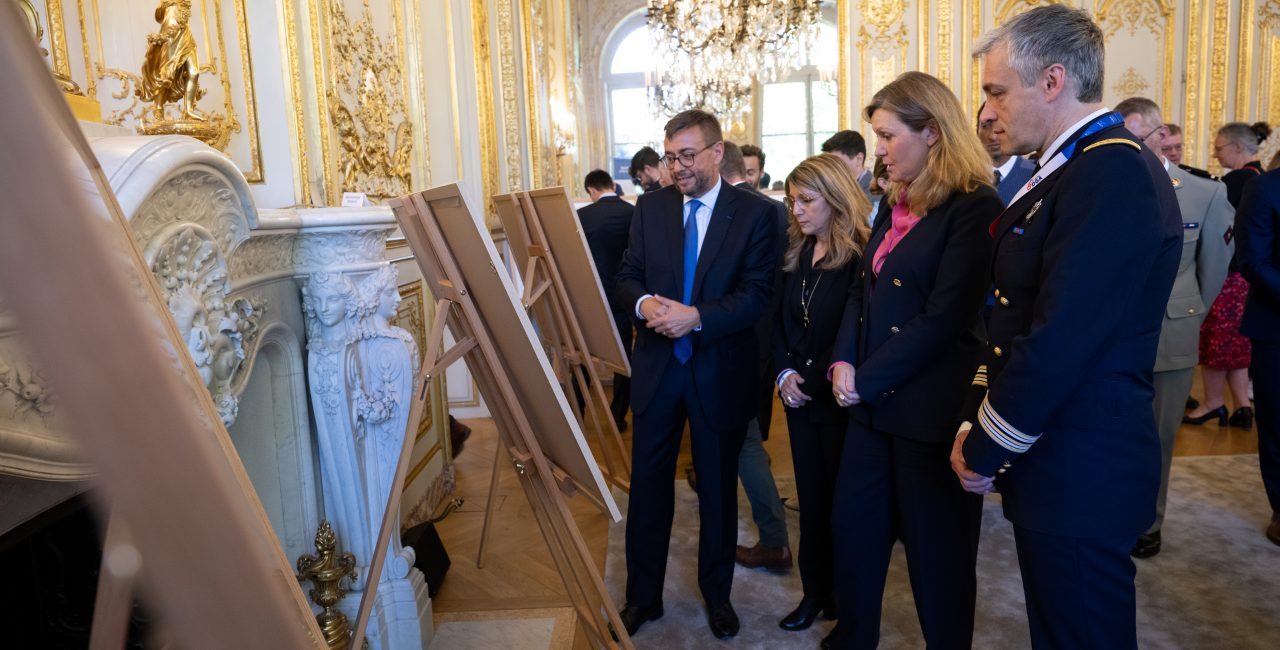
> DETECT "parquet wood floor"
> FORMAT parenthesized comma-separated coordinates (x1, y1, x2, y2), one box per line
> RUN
(429, 372, 1259, 647)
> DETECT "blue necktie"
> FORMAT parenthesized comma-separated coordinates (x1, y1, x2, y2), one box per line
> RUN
(674, 199, 702, 364)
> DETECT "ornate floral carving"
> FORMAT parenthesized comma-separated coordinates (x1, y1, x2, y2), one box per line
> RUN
(1095, 0, 1168, 37)
(134, 169, 249, 255)
(294, 229, 390, 271)
(1112, 67, 1150, 98)
(325, 0, 412, 201)
(0, 354, 54, 421)
(226, 233, 296, 284)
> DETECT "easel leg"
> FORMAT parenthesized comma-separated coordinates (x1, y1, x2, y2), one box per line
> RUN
(475, 438, 505, 569)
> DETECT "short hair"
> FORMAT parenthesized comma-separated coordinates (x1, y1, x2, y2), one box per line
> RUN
(663, 109, 722, 145)
(783, 154, 872, 272)
(740, 144, 766, 168)
(864, 71, 995, 214)
(720, 141, 747, 179)
(821, 130, 867, 159)
(1218, 122, 1267, 154)
(869, 156, 889, 197)
(1115, 97, 1163, 132)
(584, 169, 615, 192)
(1165, 123, 1182, 137)
(973, 4, 1105, 103)
(628, 146, 660, 178)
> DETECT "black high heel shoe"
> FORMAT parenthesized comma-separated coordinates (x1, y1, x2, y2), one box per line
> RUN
(1183, 405, 1228, 425)
(779, 597, 831, 631)
(1230, 406, 1254, 430)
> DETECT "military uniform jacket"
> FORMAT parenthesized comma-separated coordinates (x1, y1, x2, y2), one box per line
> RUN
(959, 119, 1182, 539)
(1155, 165, 1234, 372)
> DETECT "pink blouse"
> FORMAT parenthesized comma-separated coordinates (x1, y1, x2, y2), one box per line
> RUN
(871, 198, 922, 276)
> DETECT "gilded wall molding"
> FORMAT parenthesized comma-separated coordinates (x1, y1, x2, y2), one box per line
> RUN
(937, 0, 953, 86)
(1095, 0, 1174, 111)
(1208, 0, 1229, 172)
(498, 0, 524, 191)
(1267, 1, 1280, 125)
(1238, 0, 1255, 120)
(282, 0, 312, 204)
(470, 0, 502, 221)
(1185, 0, 1204, 165)
(839, 0, 851, 127)
(857, 0, 909, 120)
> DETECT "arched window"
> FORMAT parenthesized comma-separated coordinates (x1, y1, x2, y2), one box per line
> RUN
(603, 12, 667, 193)
(757, 16, 840, 188)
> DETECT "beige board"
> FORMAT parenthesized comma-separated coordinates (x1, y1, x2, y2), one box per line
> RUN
(398, 184, 620, 520)
(500, 188, 631, 375)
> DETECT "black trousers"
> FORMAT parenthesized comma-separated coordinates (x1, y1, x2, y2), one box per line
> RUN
(1252, 339, 1280, 512)
(785, 412, 845, 603)
(830, 419, 982, 649)
(624, 360, 747, 608)
(610, 310, 633, 426)
(1013, 526, 1138, 649)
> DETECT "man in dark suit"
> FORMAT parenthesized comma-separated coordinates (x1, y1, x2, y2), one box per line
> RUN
(717, 142, 792, 571)
(578, 169, 636, 432)
(613, 110, 779, 640)
(822, 130, 873, 198)
(741, 143, 770, 190)
(952, 7, 1181, 647)
(1236, 167, 1280, 545)
(978, 100, 1036, 204)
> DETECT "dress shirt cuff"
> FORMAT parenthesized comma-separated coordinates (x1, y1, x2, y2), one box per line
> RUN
(827, 361, 852, 381)
(776, 369, 797, 389)
(635, 294, 654, 319)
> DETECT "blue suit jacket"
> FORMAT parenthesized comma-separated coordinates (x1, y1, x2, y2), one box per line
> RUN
(1237, 169, 1280, 344)
(961, 120, 1182, 538)
(996, 156, 1037, 205)
(614, 182, 779, 431)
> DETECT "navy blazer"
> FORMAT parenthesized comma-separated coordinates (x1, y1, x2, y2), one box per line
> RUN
(996, 156, 1037, 205)
(1238, 169, 1280, 344)
(960, 120, 1182, 539)
(578, 195, 635, 313)
(832, 185, 1002, 441)
(614, 182, 779, 430)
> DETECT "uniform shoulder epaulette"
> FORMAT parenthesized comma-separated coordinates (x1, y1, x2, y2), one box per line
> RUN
(1082, 138, 1142, 154)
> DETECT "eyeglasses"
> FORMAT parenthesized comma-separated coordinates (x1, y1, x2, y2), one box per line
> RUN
(784, 194, 821, 211)
(661, 142, 719, 168)
(1140, 125, 1167, 144)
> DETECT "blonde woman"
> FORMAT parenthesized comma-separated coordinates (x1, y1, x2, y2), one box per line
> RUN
(826, 71, 1003, 648)
(772, 154, 871, 636)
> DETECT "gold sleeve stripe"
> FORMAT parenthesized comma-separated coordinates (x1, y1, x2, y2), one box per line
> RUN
(1082, 138, 1141, 154)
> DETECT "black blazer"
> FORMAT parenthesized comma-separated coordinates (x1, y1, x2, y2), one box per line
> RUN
(578, 195, 635, 313)
(773, 241, 860, 423)
(1223, 161, 1265, 208)
(736, 182, 790, 359)
(832, 186, 1002, 441)
(1238, 168, 1280, 344)
(614, 182, 780, 430)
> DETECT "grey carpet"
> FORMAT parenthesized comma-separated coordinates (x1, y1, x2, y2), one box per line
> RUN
(603, 454, 1280, 649)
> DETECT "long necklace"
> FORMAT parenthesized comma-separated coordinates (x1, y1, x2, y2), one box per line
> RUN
(801, 267, 825, 328)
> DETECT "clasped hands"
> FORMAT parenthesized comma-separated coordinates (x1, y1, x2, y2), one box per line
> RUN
(641, 295, 700, 338)
(950, 423, 997, 495)
(829, 363, 862, 408)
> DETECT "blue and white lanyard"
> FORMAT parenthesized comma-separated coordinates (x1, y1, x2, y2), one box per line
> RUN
(1006, 112, 1125, 208)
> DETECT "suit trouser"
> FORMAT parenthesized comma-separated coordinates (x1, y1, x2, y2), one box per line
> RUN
(624, 360, 747, 608)
(738, 417, 789, 548)
(610, 310, 633, 425)
(830, 419, 983, 650)
(1148, 367, 1196, 533)
(1251, 340, 1280, 512)
(1013, 526, 1138, 650)
(785, 412, 845, 603)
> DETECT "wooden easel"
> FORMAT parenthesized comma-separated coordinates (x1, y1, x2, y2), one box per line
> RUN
(389, 185, 632, 650)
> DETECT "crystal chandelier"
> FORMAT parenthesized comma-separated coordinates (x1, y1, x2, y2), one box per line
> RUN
(646, 0, 823, 122)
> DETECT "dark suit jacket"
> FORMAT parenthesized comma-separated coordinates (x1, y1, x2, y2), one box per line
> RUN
(960, 120, 1182, 539)
(1238, 169, 1280, 344)
(614, 181, 780, 431)
(773, 241, 860, 424)
(735, 182, 790, 354)
(1223, 161, 1265, 208)
(832, 185, 1002, 441)
(578, 195, 635, 313)
(996, 156, 1037, 205)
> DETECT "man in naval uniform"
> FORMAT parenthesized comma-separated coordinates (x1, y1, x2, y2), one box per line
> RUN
(1117, 97, 1234, 559)
(951, 7, 1181, 647)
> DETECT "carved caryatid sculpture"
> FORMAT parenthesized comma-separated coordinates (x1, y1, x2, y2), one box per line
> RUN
(135, 0, 228, 148)
(348, 266, 418, 582)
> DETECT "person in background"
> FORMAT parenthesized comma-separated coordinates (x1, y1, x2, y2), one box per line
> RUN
(1185, 121, 1270, 429)
(1236, 166, 1280, 546)
(978, 100, 1037, 204)
(773, 153, 871, 641)
(714, 141, 793, 573)
(578, 169, 636, 433)
(867, 157, 889, 225)
(828, 71, 1002, 649)
(1161, 123, 1217, 181)
(742, 144, 770, 190)
(821, 130, 873, 198)
(629, 146, 672, 193)
(1117, 97, 1234, 559)
(954, 7, 1181, 647)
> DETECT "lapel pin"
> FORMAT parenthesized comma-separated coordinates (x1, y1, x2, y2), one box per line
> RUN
(1171, 177, 1182, 188)
(1024, 199, 1042, 224)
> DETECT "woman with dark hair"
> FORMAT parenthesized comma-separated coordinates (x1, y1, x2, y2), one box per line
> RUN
(1186, 121, 1271, 429)
(827, 71, 1004, 648)
(772, 154, 871, 638)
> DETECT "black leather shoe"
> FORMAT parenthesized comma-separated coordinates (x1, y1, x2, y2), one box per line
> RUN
(1230, 406, 1254, 430)
(820, 623, 841, 649)
(609, 603, 663, 640)
(1131, 530, 1162, 558)
(708, 602, 740, 639)
(779, 597, 824, 631)
(1183, 405, 1228, 425)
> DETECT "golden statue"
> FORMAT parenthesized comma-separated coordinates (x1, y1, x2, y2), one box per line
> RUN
(137, 0, 206, 121)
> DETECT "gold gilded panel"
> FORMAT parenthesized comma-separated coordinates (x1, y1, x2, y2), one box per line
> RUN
(471, 0, 502, 222)
(1238, 0, 1255, 120)
(1095, 0, 1174, 110)
(839, 0, 851, 127)
(857, 0, 908, 116)
(394, 280, 433, 440)
(1185, 0, 1204, 165)
(498, 0, 523, 191)
(937, 0, 953, 86)
(521, 0, 544, 189)
(283, 0, 312, 203)
(1207, 0, 1229, 173)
